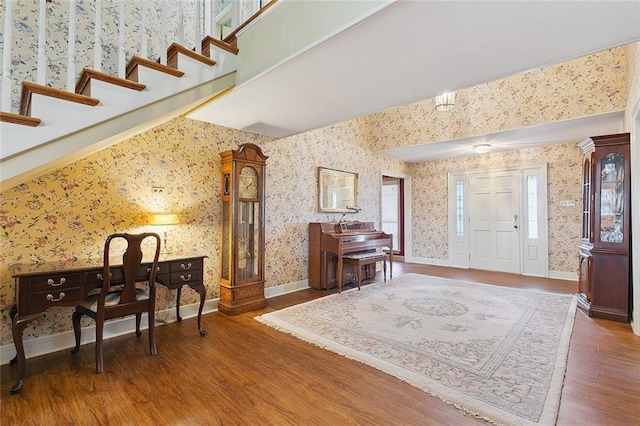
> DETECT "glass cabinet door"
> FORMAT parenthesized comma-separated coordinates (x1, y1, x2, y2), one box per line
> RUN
(237, 200, 260, 281)
(599, 152, 624, 243)
(581, 157, 591, 241)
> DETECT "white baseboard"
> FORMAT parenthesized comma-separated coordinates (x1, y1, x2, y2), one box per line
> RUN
(1, 281, 311, 366)
(406, 259, 578, 282)
(0, 299, 218, 365)
(407, 257, 450, 267)
(265, 279, 309, 298)
(549, 270, 578, 281)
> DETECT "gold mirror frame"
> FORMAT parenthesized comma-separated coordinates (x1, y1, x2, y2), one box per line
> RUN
(318, 167, 358, 213)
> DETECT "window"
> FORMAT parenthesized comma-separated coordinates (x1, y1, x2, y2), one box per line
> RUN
(527, 175, 538, 239)
(456, 180, 464, 236)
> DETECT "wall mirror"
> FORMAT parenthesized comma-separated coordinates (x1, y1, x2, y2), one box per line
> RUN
(318, 167, 358, 213)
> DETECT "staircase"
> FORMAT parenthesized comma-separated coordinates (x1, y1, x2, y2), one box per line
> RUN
(0, 36, 239, 189)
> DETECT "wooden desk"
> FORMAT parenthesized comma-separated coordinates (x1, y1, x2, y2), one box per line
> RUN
(8, 255, 207, 394)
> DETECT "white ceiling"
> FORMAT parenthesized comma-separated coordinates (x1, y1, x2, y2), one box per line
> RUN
(188, 0, 640, 161)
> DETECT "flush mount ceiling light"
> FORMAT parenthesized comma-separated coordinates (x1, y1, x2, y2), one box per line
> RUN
(473, 143, 491, 154)
(435, 91, 455, 111)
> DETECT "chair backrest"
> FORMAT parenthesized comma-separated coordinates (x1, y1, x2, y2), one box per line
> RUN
(101, 233, 161, 305)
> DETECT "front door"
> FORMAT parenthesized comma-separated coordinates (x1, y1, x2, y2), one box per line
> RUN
(468, 170, 521, 274)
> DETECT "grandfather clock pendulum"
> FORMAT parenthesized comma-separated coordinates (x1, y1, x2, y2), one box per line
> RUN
(219, 143, 268, 315)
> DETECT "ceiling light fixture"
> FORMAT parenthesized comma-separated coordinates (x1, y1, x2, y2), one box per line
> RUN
(473, 143, 491, 154)
(435, 91, 455, 111)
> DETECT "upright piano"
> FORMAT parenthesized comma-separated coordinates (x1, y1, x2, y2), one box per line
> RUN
(309, 222, 392, 289)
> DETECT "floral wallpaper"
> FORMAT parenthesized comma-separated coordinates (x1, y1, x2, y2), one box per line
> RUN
(625, 41, 640, 130)
(0, 113, 407, 346)
(370, 47, 627, 152)
(408, 142, 583, 273)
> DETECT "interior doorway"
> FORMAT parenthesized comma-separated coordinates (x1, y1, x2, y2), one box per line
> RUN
(381, 175, 407, 258)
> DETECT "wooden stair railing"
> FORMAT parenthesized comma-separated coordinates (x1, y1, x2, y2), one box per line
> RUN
(223, 0, 279, 48)
(0, 37, 238, 128)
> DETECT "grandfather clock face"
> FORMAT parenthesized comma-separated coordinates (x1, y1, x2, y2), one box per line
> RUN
(238, 166, 258, 199)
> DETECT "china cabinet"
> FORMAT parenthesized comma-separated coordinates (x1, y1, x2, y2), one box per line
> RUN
(219, 144, 267, 315)
(577, 133, 631, 322)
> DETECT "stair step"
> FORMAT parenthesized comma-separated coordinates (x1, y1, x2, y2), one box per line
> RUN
(201, 36, 239, 56)
(0, 111, 42, 127)
(76, 68, 146, 97)
(126, 56, 185, 82)
(19, 81, 100, 116)
(167, 43, 216, 69)
(4, 31, 240, 187)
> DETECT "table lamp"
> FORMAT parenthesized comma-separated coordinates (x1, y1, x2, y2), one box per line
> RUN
(150, 212, 180, 254)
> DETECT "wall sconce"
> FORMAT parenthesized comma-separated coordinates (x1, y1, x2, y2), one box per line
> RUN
(435, 91, 455, 111)
(150, 212, 180, 255)
(473, 143, 492, 154)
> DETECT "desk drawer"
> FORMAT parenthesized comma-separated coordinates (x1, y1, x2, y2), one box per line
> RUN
(27, 273, 83, 293)
(83, 263, 168, 287)
(169, 270, 202, 288)
(170, 259, 202, 273)
(84, 269, 124, 287)
(26, 287, 83, 313)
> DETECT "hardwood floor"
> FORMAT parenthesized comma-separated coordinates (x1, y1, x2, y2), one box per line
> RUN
(2, 263, 639, 425)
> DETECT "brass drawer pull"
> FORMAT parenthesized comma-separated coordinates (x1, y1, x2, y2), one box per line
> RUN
(46, 292, 65, 302)
(146, 266, 160, 273)
(96, 272, 112, 281)
(180, 274, 192, 282)
(180, 262, 192, 270)
(47, 277, 66, 287)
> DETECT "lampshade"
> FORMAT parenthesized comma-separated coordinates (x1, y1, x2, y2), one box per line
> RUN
(435, 91, 455, 111)
(150, 213, 180, 226)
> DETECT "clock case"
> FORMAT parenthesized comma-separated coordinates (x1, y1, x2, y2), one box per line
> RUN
(219, 144, 268, 315)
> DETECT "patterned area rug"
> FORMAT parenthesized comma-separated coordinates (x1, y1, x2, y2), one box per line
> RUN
(256, 273, 577, 425)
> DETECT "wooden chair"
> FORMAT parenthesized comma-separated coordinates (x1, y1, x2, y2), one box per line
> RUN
(71, 232, 161, 374)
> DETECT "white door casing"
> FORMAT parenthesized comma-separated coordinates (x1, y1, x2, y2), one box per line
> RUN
(521, 165, 549, 277)
(448, 164, 548, 276)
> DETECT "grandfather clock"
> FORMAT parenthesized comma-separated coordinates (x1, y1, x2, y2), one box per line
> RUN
(219, 143, 268, 315)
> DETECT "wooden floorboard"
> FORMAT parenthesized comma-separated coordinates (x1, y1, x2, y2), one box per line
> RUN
(1, 263, 639, 425)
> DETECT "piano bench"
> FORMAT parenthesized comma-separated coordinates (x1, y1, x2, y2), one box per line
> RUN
(341, 252, 387, 292)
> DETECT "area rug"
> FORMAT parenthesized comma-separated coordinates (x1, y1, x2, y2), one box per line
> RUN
(255, 273, 577, 425)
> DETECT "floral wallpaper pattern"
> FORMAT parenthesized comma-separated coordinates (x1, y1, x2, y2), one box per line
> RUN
(370, 47, 627, 152)
(625, 42, 640, 130)
(0, 113, 407, 346)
